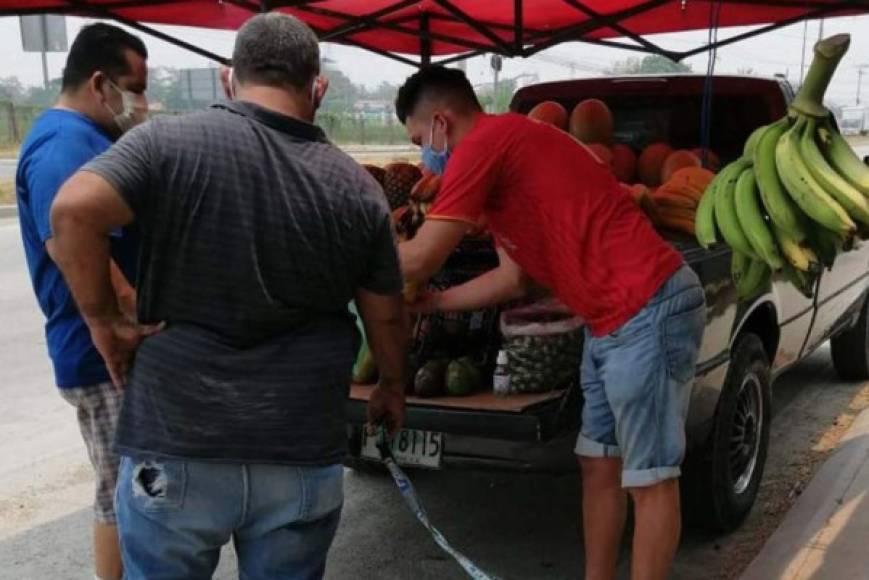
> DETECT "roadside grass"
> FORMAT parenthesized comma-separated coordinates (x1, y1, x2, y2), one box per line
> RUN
(0, 179, 14, 205)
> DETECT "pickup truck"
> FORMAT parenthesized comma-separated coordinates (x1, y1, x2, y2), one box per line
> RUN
(345, 74, 869, 532)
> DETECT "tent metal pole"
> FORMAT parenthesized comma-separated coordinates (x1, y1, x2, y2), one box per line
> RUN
(420, 13, 432, 68)
(514, 0, 523, 52)
(63, 0, 230, 64)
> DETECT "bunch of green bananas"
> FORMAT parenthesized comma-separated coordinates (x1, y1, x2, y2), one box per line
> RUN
(695, 34, 869, 300)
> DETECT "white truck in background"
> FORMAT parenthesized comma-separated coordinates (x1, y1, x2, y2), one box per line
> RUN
(839, 105, 867, 136)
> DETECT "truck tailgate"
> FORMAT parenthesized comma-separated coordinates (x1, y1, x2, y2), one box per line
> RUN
(346, 384, 574, 442)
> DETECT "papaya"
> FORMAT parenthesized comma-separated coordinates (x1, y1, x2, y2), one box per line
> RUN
(638, 143, 674, 187)
(610, 143, 637, 183)
(660, 150, 702, 184)
(528, 100, 568, 130)
(569, 99, 614, 144)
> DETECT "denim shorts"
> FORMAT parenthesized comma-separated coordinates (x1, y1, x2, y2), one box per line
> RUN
(575, 265, 706, 488)
(116, 456, 344, 579)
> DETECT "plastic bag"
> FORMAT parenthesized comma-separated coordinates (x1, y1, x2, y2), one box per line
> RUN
(499, 298, 584, 394)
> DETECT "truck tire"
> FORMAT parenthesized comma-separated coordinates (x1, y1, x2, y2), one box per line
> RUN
(831, 297, 869, 380)
(683, 334, 771, 532)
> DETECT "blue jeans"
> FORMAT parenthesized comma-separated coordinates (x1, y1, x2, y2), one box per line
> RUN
(116, 456, 343, 579)
(575, 265, 706, 488)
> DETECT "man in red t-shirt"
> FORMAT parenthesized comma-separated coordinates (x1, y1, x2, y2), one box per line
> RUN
(396, 67, 706, 580)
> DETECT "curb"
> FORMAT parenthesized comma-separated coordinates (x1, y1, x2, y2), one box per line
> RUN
(0, 205, 17, 219)
(740, 407, 869, 580)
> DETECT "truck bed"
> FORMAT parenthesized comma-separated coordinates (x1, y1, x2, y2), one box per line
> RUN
(349, 384, 566, 412)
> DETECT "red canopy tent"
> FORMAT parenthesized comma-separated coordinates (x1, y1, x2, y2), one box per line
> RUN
(1, 1, 867, 67)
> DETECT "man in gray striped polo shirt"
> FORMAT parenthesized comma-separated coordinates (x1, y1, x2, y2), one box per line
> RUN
(49, 13, 407, 578)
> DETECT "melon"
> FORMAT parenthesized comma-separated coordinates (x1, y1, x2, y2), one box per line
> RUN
(690, 147, 721, 171)
(660, 150, 702, 183)
(610, 143, 637, 183)
(585, 143, 614, 167)
(569, 99, 614, 145)
(528, 101, 568, 130)
(637, 143, 674, 187)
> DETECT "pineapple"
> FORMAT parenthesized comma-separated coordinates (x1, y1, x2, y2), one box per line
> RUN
(383, 162, 422, 210)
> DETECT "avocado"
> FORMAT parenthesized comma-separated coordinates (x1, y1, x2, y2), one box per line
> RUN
(446, 357, 483, 396)
(414, 359, 449, 398)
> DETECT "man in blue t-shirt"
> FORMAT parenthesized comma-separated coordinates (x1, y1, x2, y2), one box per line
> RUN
(16, 23, 148, 580)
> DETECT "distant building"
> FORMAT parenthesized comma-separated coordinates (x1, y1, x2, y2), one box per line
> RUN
(352, 99, 393, 121)
(838, 106, 867, 136)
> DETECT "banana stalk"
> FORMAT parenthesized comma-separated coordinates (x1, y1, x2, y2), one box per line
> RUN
(791, 34, 851, 118)
(781, 263, 816, 299)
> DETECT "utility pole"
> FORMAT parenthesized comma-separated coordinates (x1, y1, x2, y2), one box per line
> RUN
(799, 18, 808, 87)
(857, 64, 868, 106)
(818, 18, 825, 41)
(39, 14, 49, 89)
(490, 54, 502, 113)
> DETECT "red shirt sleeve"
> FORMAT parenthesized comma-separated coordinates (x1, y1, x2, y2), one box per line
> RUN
(427, 117, 501, 226)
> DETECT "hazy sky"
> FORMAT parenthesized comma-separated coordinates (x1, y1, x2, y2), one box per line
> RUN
(0, 13, 867, 107)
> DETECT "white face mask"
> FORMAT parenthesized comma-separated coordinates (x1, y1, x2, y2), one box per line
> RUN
(104, 79, 148, 134)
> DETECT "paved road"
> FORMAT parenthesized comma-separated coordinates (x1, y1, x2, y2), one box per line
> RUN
(0, 217, 867, 579)
(0, 159, 16, 180)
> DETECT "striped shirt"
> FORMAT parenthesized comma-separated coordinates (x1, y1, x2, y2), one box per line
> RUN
(83, 101, 402, 464)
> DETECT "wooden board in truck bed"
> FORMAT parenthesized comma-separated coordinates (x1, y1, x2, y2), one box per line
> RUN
(350, 384, 566, 413)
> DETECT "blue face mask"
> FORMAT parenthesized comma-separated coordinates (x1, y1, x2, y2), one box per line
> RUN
(421, 120, 450, 175)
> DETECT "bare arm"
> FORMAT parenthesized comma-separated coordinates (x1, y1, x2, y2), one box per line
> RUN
(50, 171, 159, 387)
(434, 247, 530, 312)
(399, 219, 469, 282)
(110, 259, 137, 319)
(355, 288, 408, 437)
(49, 172, 133, 324)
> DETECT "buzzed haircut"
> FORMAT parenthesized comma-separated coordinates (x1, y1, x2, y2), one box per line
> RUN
(232, 13, 320, 90)
(61, 23, 147, 92)
(395, 65, 481, 124)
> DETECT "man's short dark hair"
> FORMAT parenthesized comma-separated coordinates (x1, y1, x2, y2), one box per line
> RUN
(232, 13, 320, 90)
(61, 23, 147, 91)
(395, 66, 480, 124)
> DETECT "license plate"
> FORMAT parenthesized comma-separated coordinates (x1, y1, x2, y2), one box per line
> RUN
(361, 429, 444, 469)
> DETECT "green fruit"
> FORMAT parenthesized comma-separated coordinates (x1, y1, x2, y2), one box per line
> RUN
(754, 117, 808, 241)
(714, 158, 759, 259)
(414, 359, 449, 398)
(818, 117, 869, 195)
(743, 124, 767, 158)
(446, 357, 482, 397)
(800, 117, 869, 225)
(353, 344, 378, 384)
(734, 167, 784, 269)
(695, 174, 720, 248)
(736, 258, 771, 300)
(775, 116, 855, 236)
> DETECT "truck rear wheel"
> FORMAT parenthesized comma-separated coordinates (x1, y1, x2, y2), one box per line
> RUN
(831, 297, 869, 380)
(683, 333, 771, 532)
